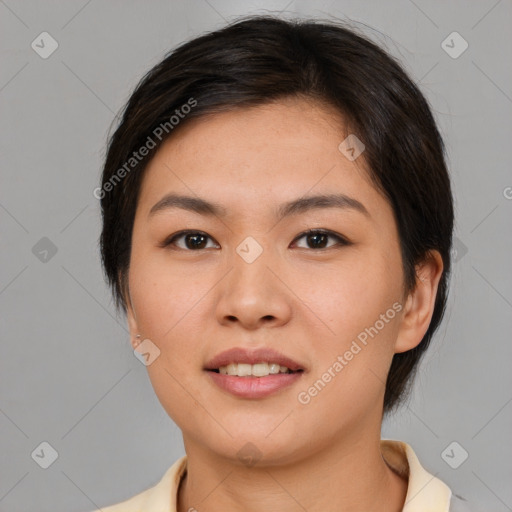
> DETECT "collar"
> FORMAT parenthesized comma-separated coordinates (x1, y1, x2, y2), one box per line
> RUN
(381, 439, 452, 511)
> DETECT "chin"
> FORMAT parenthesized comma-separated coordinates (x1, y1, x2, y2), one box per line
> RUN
(200, 432, 311, 469)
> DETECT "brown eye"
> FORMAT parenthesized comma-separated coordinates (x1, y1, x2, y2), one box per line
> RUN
(292, 229, 349, 250)
(163, 231, 218, 250)
(161, 229, 349, 251)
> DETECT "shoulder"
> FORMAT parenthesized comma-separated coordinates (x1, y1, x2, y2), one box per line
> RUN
(88, 455, 187, 512)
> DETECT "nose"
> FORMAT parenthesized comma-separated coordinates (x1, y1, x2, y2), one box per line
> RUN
(214, 244, 293, 330)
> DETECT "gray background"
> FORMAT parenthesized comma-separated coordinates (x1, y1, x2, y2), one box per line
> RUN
(1, 1, 511, 511)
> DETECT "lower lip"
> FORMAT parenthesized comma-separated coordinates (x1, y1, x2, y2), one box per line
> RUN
(206, 371, 303, 399)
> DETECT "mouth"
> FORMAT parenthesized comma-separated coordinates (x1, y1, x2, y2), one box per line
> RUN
(205, 368, 304, 399)
(204, 347, 306, 399)
(206, 363, 304, 377)
(204, 347, 305, 373)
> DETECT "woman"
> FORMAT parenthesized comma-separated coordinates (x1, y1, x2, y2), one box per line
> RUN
(94, 15, 470, 512)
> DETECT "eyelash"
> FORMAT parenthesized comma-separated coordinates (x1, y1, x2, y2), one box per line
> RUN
(160, 229, 351, 251)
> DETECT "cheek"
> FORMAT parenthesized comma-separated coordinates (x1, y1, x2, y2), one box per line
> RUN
(128, 247, 208, 339)
(299, 254, 403, 391)
(297, 282, 402, 422)
(128, 254, 208, 422)
(303, 254, 402, 330)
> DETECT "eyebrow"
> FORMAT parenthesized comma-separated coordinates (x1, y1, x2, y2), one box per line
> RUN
(148, 192, 370, 220)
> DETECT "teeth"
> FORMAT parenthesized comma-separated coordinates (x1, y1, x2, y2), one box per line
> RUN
(217, 362, 294, 377)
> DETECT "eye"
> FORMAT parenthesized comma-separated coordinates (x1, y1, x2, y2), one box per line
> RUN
(161, 229, 350, 251)
(161, 230, 219, 250)
(291, 229, 350, 250)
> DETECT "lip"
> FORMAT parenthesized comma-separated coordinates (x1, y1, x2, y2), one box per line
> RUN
(206, 371, 303, 399)
(204, 347, 305, 372)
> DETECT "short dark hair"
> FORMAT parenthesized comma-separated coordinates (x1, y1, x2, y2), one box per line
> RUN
(99, 15, 454, 414)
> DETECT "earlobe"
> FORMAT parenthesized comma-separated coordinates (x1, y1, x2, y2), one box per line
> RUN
(394, 250, 444, 354)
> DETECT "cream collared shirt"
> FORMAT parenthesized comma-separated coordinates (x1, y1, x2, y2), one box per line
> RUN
(93, 440, 471, 512)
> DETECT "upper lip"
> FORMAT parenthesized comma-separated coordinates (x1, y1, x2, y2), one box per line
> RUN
(204, 347, 305, 372)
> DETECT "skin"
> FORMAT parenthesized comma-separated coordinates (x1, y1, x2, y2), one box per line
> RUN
(125, 96, 443, 512)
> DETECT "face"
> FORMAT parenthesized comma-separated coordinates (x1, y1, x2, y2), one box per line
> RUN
(125, 97, 429, 465)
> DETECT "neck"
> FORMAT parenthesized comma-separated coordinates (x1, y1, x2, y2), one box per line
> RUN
(177, 429, 407, 512)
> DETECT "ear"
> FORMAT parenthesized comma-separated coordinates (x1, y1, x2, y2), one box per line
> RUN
(120, 270, 141, 350)
(394, 250, 444, 354)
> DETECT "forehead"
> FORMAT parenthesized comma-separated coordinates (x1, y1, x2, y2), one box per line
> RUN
(161, 97, 350, 168)
(137, 97, 383, 219)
